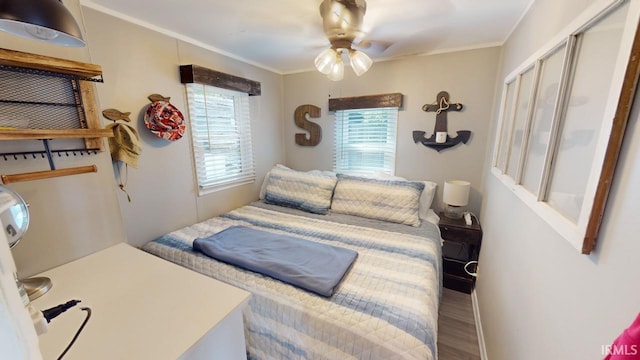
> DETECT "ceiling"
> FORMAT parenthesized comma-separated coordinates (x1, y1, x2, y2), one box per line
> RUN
(81, 0, 533, 74)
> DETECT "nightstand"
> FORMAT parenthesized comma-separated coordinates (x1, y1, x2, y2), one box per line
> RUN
(438, 212, 483, 294)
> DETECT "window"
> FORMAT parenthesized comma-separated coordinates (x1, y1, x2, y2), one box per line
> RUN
(494, 80, 516, 171)
(521, 43, 566, 196)
(505, 65, 535, 181)
(333, 107, 398, 174)
(492, 0, 639, 253)
(186, 83, 255, 194)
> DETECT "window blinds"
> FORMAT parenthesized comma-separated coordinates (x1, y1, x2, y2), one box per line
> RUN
(333, 107, 398, 175)
(186, 83, 255, 193)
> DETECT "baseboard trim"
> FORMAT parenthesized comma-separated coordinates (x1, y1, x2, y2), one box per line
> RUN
(471, 289, 489, 360)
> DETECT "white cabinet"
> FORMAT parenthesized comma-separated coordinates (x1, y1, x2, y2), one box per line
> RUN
(30, 243, 250, 360)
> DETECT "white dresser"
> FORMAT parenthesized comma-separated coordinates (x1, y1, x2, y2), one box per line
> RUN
(30, 243, 251, 360)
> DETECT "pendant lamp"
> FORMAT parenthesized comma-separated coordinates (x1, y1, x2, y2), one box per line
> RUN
(0, 0, 85, 47)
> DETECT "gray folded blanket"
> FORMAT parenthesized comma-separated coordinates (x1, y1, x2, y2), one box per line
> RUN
(193, 225, 358, 297)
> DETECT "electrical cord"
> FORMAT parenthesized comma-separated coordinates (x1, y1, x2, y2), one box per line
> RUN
(57, 307, 91, 360)
(42, 300, 81, 323)
(40, 300, 92, 360)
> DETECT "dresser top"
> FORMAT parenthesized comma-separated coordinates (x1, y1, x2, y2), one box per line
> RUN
(31, 243, 250, 360)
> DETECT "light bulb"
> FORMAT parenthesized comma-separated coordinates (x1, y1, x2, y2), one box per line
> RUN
(349, 49, 372, 76)
(315, 48, 337, 75)
(327, 52, 344, 81)
(24, 24, 59, 40)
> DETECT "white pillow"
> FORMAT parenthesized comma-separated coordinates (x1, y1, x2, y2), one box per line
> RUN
(263, 166, 337, 214)
(355, 171, 437, 220)
(331, 174, 424, 226)
(259, 164, 289, 200)
(419, 181, 437, 219)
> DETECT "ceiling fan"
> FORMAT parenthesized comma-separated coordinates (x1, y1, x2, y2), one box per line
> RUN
(314, 0, 377, 81)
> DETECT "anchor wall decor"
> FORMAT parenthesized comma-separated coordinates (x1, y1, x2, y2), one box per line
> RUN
(413, 91, 471, 152)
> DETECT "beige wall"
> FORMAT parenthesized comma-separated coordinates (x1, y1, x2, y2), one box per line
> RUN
(0, 1, 125, 277)
(478, 0, 640, 359)
(283, 48, 501, 214)
(82, 8, 285, 248)
(0, 0, 284, 278)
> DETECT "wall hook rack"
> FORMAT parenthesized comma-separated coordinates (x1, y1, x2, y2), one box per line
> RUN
(413, 91, 471, 152)
(0, 138, 97, 184)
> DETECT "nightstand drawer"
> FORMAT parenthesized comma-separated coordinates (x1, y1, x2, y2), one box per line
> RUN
(443, 257, 471, 278)
(442, 241, 471, 262)
(440, 225, 481, 244)
(443, 273, 475, 294)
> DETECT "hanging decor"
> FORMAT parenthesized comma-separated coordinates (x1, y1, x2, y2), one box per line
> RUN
(294, 104, 322, 146)
(103, 108, 140, 202)
(413, 91, 471, 152)
(144, 94, 185, 141)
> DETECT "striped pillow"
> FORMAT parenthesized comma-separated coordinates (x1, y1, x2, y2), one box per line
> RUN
(264, 166, 337, 214)
(331, 174, 425, 226)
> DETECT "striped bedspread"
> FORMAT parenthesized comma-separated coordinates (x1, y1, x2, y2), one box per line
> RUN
(142, 202, 442, 360)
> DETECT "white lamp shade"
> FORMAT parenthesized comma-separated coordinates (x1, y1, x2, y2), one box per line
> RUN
(327, 56, 344, 81)
(443, 180, 470, 206)
(349, 49, 372, 76)
(314, 48, 337, 75)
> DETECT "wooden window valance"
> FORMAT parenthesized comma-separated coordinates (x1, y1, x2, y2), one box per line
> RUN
(179, 64, 261, 96)
(328, 93, 403, 111)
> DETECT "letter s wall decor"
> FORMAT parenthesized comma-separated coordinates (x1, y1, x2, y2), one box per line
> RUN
(294, 104, 322, 146)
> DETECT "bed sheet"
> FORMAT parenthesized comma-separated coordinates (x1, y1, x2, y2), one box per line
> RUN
(142, 202, 442, 360)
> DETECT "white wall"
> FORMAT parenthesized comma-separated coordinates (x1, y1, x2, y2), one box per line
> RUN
(477, 0, 640, 359)
(283, 48, 501, 214)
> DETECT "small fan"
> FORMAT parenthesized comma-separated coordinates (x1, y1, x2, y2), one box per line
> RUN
(0, 186, 52, 302)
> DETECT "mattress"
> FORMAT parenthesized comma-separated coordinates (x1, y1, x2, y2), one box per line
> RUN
(142, 201, 442, 359)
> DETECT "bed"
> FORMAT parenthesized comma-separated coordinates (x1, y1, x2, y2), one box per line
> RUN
(142, 166, 442, 360)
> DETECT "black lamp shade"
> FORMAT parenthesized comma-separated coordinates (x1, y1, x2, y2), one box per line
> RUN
(0, 0, 85, 47)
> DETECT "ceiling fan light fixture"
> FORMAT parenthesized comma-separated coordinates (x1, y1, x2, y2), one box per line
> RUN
(349, 49, 372, 76)
(327, 53, 344, 81)
(0, 0, 85, 47)
(315, 48, 338, 74)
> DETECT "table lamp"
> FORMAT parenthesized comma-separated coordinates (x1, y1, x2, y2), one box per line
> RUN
(443, 180, 470, 219)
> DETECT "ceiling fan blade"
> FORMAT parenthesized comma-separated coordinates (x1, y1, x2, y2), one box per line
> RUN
(353, 39, 393, 55)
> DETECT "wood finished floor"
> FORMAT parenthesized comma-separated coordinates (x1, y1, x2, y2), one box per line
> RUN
(438, 288, 481, 360)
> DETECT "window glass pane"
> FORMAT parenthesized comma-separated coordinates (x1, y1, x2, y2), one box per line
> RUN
(547, 2, 628, 223)
(505, 68, 534, 180)
(496, 81, 516, 172)
(334, 107, 398, 174)
(186, 83, 255, 193)
(520, 43, 566, 195)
